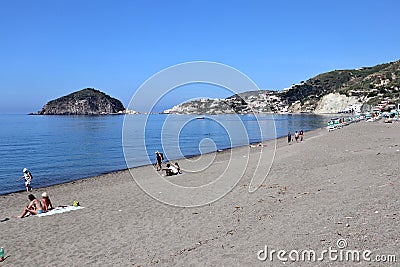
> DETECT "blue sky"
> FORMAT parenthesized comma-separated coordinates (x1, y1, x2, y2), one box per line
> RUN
(0, 0, 399, 113)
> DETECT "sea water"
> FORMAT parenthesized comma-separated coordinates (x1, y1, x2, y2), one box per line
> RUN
(0, 114, 328, 195)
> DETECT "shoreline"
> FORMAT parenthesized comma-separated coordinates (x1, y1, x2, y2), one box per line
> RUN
(0, 113, 331, 196)
(1, 123, 328, 197)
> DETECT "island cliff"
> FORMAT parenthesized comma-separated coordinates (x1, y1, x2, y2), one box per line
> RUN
(36, 88, 125, 115)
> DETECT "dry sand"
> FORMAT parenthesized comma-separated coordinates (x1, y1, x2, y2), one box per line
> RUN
(0, 121, 399, 266)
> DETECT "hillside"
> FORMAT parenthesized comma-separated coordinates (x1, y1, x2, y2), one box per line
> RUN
(36, 88, 125, 115)
(279, 60, 400, 112)
(164, 60, 400, 114)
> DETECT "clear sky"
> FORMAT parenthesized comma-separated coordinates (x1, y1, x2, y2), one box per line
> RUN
(1, 0, 399, 113)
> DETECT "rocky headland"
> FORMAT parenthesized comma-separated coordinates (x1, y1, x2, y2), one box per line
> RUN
(164, 60, 400, 114)
(34, 88, 127, 115)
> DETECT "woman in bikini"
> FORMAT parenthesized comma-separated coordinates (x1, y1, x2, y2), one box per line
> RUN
(17, 194, 43, 218)
(41, 192, 53, 212)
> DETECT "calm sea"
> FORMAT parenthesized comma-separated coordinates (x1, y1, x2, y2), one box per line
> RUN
(0, 114, 328, 195)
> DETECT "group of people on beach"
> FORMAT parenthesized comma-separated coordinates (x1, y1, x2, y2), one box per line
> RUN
(17, 192, 53, 218)
(155, 151, 182, 176)
(15, 153, 180, 218)
(15, 168, 54, 218)
(287, 129, 304, 144)
(15, 150, 182, 219)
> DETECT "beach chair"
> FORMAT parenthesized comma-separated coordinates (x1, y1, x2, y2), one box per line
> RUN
(332, 118, 342, 129)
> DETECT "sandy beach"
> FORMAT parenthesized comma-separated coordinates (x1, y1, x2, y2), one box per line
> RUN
(0, 121, 398, 266)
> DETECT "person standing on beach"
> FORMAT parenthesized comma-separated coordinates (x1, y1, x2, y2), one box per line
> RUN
(155, 151, 164, 171)
(17, 168, 33, 192)
(294, 131, 299, 143)
(299, 129, 304, 142)
(287, 131, 292, 144)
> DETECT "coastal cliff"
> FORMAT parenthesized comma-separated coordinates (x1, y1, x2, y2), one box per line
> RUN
(164, 60, 400, 114)
(36, 88, 125, 115)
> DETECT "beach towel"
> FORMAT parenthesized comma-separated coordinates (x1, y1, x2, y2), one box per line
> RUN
(36, 206, 84, 217)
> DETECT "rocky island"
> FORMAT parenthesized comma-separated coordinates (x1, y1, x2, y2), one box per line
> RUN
(34, 88, 126, 115)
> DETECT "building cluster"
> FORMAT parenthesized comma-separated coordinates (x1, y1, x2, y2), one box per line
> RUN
(163, 91, 292, 114)
(163, 85, 399, 115)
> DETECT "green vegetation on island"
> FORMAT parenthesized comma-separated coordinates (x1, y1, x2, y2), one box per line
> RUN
(164, 59, 400, 114)
(281, 60, 400, 109)
(35, 88, 125, 115)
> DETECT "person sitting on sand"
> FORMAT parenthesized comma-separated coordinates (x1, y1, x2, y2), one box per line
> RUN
(174, 162, 182, 174)
(163, 163, 179, 176)
(41, 192, 53, 212)
(17, 194, 43, 218)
